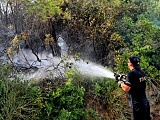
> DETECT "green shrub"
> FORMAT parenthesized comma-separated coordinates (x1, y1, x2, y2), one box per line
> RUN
(36, 71, 86, 120)
(65, 70, 130, 120)
(37, 85, 85, 120)
(0, 63, 42, 120)
(115, 18, 160, 79)
(0, 64, 130, 120)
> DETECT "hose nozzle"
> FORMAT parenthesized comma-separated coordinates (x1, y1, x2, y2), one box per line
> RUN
(114, 73, 126, 81)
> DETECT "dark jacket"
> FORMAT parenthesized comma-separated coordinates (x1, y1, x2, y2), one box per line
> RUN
(126, 68, 151, 120)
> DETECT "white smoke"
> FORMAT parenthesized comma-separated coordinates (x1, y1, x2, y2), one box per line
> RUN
(8, 35, 114, 80)
(57, 35, 68, 58)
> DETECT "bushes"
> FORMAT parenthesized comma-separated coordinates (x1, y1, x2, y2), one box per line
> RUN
(0, 64, 129, 119)
(65, 70, 130, 120)
(0, 64, 86, 120)
(115, 18, 160, 79)
(38, 84, 85, 120)
(83, 77, 130, 120)
(0, 63, 41, 120)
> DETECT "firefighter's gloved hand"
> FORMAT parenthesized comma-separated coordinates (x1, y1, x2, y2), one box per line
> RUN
(118, 81, 124, 87)
(114, 73, 120, 81)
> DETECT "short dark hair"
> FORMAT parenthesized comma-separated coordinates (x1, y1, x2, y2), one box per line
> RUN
(129, 56, 140, 66)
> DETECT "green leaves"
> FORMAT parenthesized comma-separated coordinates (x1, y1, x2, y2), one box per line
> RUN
(0, 63, 130, 119)
(115, 18, 160, 79)
(0, 64, 41, 120)
(28, 0, 63, 21)
(40, 84, 85, 119)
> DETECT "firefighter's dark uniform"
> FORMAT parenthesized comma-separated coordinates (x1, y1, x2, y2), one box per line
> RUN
(126, 68, 151, 120)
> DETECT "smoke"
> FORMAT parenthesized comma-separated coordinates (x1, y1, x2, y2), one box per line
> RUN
(14, 50, 115, 80)
(6, 35, 114, 80)
(11, 49, 65, 80)
(57, 35, 68, 57)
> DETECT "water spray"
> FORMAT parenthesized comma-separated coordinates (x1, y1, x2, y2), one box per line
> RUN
(72, 59, 115, 79)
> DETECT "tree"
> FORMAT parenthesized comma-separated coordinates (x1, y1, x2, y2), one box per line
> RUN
(62, 0, 126, 65)
(115, 18, 160, 79)
(5, 0, 65, 63)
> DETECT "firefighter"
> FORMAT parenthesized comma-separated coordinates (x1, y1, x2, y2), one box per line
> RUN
(115, 56, 151, 120)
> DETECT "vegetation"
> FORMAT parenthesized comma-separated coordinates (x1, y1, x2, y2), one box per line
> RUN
(115, 18, 160, 78)
(0, 64, 129, 120)
(0, 0, 160, 119)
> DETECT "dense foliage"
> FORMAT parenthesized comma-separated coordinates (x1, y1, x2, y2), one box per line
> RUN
(0, 0, 160, 119)
(115, 18, 160, 78)
(0, 64, 130, 120)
